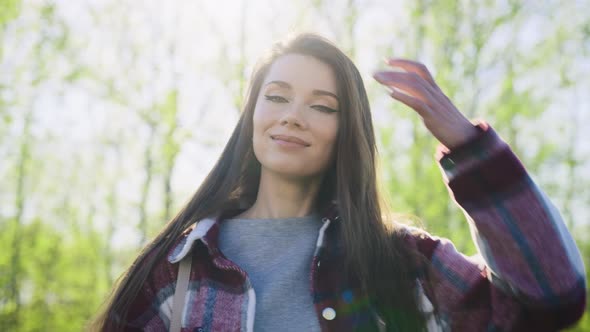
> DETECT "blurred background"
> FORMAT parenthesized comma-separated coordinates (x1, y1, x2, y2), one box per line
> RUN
(1, 0, 588, 330)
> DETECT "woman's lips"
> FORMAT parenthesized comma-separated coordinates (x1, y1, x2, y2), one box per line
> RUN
(271, 135, 310, 147)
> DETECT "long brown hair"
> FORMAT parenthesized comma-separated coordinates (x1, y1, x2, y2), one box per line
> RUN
(90, 33, 427, 331)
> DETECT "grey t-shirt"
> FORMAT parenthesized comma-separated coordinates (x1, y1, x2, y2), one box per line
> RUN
(218, 214, 323, 332)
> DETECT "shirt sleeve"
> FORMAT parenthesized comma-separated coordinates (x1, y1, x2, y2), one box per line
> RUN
(421, 121, 586, 331)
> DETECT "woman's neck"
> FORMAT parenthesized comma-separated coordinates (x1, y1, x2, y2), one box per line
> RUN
(239, 169, 322, 220)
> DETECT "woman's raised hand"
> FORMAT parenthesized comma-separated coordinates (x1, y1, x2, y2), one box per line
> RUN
(373, 59, 478, 149)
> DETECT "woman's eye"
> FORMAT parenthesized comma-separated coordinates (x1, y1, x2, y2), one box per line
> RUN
(312, 105, 338, 113)
(264, 95, 288, 103)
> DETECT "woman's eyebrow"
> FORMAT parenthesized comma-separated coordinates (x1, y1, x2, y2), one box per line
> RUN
(265, 80, 339, 103)
(312, 89, 339, 103)
(265, 80, 291, 89)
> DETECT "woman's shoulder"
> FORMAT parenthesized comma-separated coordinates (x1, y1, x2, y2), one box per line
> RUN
(140, 223, 200, 286)
(122, 229, 197, 329)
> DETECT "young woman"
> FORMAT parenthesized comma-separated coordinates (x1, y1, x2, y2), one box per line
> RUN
(91, 33, 586, 331)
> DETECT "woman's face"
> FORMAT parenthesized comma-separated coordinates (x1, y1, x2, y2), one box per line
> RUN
(252, 54, 340, 180)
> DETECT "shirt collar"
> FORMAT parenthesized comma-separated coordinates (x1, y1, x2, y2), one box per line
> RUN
(167, 205, 340, 264)
(168, 217, 216, 263)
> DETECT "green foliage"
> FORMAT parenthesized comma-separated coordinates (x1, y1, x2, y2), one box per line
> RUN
(0, 220, 108, 331)
(0, 0, 20, 28)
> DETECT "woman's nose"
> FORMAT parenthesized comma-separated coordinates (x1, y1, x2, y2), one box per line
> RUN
(279, 103, 308, 129)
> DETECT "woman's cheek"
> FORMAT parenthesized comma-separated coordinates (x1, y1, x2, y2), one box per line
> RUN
(255, 103, 281, 125)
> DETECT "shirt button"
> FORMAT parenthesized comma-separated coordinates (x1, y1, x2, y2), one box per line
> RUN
(322, 307, 336, 320)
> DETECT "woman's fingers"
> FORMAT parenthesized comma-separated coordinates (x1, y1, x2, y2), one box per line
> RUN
(385, 58, 437, 87)
(388, 89, 430, 116)
(373, 71, 437, 108)
(374, 59, 479, 148)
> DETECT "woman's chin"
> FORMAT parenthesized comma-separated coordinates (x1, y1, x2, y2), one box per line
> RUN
(262, 164, 322, 181)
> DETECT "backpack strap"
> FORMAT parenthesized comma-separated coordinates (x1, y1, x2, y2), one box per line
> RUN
(170, 255, 192, 332)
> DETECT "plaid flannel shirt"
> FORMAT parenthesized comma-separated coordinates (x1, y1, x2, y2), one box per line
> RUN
(123, 123, 586, 331)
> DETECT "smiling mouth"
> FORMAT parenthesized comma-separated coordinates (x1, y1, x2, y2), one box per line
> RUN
(270, 135, 311, 147)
